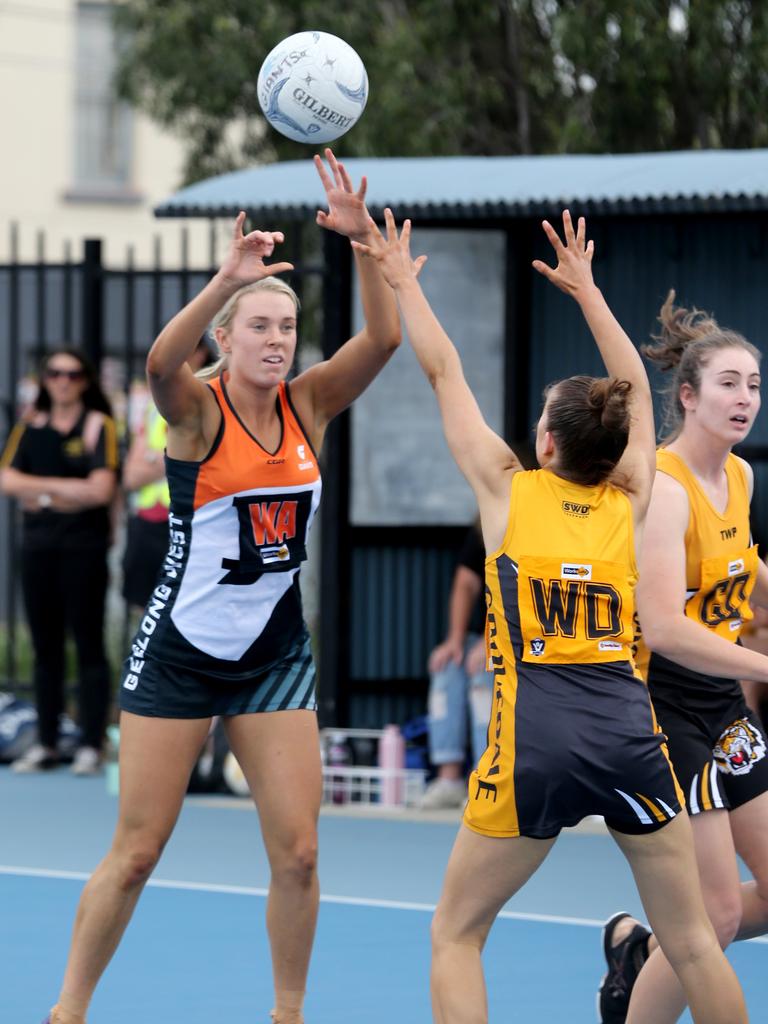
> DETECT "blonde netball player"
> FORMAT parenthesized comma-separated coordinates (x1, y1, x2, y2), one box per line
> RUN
(43, 149, 401, 1024)
(598, 298, 768, 1024)
(353, 209, 747, 1024)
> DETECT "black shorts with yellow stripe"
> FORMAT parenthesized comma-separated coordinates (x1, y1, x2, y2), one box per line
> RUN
(648, 653, 768, 815)
(464, 661, 684, 840)
(119, 632, 317, 719)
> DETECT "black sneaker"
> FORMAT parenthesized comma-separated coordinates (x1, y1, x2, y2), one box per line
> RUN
(597, 911, 651, 1024)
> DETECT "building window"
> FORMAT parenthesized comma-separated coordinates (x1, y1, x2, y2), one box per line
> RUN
(67, 2, 137, 200)
(351, 228, 506, 526)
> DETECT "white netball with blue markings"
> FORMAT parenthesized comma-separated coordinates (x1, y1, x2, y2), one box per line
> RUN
(257, 31, 368, 144)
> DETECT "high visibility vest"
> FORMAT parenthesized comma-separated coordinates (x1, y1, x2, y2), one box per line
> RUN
(134, 405, 170, 512)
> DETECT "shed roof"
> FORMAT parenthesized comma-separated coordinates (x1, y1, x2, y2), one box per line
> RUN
(155, 148, 768, 221)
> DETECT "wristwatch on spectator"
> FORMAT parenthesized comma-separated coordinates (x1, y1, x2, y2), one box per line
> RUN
(37, 492, 52, 508)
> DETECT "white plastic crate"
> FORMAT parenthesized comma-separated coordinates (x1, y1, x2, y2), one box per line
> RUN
(320, 727, 426, 810)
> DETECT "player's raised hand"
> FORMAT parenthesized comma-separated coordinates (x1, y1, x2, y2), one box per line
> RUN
(314, 148, 370, 242)
(532, 210, 595, 299)
(351, 208, 428, 289)
(218, 212, 294, 287)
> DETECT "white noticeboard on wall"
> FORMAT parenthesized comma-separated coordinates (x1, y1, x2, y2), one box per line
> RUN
(350, 228, 506, 526)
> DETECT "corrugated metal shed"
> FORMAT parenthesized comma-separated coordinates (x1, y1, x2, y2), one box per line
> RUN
(155, 149, 768, 220)
(154, 150, 768, 727)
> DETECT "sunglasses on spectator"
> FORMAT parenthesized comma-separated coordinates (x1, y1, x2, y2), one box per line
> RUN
(45, 368, 86, 381)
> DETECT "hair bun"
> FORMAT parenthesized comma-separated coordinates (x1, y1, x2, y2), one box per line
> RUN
(545, 374, 632, 487)
(587, 378, 632, 430)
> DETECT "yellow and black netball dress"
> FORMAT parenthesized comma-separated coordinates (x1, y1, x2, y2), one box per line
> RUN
(464, 469, 683, 839)
(120, 375, 321, 718)
(646, 450, 768, 815)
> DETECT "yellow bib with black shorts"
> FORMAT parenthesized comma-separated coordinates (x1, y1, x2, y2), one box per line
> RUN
(643, 450, 768, 816)
(464, 469, 684, 840)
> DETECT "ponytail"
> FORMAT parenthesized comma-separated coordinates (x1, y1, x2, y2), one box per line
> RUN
(643, 290, 759, 439)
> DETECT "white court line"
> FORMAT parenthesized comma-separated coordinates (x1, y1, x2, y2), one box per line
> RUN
(0, 865, 600, 926)
(2, 864, 768, 942)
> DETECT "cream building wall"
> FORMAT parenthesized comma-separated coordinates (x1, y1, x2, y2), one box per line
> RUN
(0, 0, 217, 264)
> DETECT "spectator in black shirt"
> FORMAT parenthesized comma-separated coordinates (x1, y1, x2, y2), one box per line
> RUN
(0, 348, 119, 774)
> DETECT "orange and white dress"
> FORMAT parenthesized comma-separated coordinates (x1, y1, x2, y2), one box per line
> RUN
(120, 375, 321, 717)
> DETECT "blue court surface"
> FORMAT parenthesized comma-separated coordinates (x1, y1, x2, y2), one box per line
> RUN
(2, 768, 765, 1023)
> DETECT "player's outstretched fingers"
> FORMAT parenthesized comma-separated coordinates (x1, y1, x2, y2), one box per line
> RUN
(541, 219, 565, 256)
(350, 241, 373, 258)
(383, 207, 398, 240)
(562, 209, 577, 247)
(232, 211, 247, 240)
(313, 153, 334, 193)
(531, 258, 556, 284)
(262, 261, 295, 278)
(575, 216, 586, 250)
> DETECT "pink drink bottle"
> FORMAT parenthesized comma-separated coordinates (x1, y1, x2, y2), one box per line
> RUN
(378, 724, 405, 806)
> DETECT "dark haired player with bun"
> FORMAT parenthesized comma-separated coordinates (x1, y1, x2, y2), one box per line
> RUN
(354, 208, 747, 1024)
(599, 295, 768, 1024)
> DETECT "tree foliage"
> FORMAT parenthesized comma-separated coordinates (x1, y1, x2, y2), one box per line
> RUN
(114, 1, 768, 184)
(558, 1, 768, 152)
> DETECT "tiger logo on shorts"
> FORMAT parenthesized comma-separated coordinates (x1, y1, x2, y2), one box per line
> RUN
(714, 718, 767, 776)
